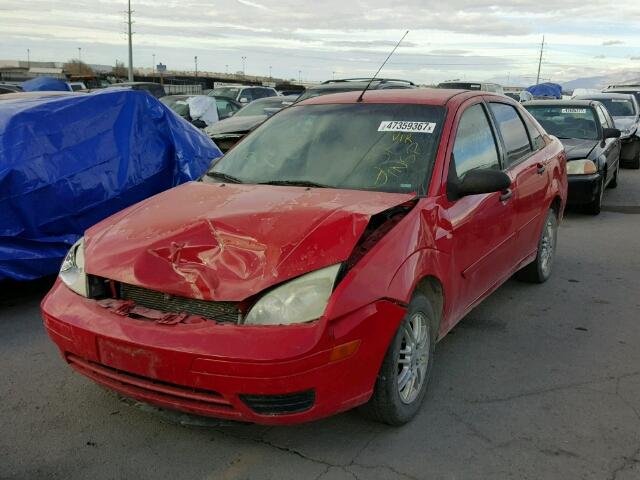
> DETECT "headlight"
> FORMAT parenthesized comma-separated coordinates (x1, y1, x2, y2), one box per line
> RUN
(567, 159, 597, 175)
(59, 237, 88, 297)
(243, 264, 341, 326)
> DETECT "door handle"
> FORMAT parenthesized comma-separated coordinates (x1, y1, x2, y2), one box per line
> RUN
(536, 163, 546, 174)
(500, 189, 513, 202)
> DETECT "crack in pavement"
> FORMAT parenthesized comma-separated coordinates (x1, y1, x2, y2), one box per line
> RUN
(608, 446, 640, 480)
(468, 371, 640, 404)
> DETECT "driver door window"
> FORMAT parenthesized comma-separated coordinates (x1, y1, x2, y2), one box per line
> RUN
(452, 104, 501, 180)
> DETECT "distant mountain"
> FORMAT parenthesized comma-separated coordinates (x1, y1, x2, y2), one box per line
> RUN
(486, 70, 640, 91)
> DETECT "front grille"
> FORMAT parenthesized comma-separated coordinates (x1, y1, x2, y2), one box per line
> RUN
(240, 390, 315, 416)
(120, 283, 240, 323)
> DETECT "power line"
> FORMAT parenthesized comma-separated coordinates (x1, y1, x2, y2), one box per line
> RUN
(536, 35, 545, 84)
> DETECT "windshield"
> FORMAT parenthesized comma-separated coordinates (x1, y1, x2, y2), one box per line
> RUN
(595, 98, 636, 117)
(210, 87, 241, 99)
(235, 98, 293, 117)
(525, 106, 599, 140)
(204, 103, 445, 194)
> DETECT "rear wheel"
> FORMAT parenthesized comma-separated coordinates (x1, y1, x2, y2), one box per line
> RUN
(516, 209, 558, 283)
(359, 294, 436, 425)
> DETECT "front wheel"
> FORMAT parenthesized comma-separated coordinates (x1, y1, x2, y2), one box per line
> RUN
(359, 294, 436, 425)
(516, 209, 558, 283)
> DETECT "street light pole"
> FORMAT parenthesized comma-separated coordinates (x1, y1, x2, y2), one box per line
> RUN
(127, 0, 134, 82)
(194, 56, 198, 80)
(152, 53, 155, 76)
(269, 65, 272, 79)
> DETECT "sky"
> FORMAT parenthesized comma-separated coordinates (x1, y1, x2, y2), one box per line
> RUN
(1, 0, 640, 85)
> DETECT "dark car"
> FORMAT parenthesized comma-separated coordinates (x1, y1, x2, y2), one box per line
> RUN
(208, 85, 278, 105)
(160, 95, 242, 128)
(0, 84, 23, 94)
(603, 85, 640, 105)
(573, 93, 640, 168)
(111, 82, 166, 98)
(525, 100, 621, 214)
(205, 95, 298, 152)
(295, 78, 415, 102)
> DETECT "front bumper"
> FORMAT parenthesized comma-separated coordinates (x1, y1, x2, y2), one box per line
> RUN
(41, 280, 405, 424)
(567, 173, 602, 205)
(620, 135, 640, 164)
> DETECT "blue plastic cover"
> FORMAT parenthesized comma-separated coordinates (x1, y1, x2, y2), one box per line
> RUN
(0, 89, 222, 280)
(526, 82, 563, 99)
(22, 76, 72, 92)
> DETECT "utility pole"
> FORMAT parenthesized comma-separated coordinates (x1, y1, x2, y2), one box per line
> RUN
(269, 65, 272, 78)
(298, 70, 302, 83)
(241, 56, 246, 76)
(152, 53, 155, 76)
(126, 0, 134, 82)
(194, 56, 198, 80)
(536, 35, 545, 85)
(225, 64, 229, 75)
(77, 47, 82, 74)
(27, 49, 30, 68)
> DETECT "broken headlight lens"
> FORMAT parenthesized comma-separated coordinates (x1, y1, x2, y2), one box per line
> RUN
(59, 237, 88, 297)
(243, 264, 341, 326)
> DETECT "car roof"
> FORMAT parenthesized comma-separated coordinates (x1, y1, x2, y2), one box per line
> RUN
(574, 93, 634, 100)
(296, 88, 487, 107)
(524, 99, 599, 107)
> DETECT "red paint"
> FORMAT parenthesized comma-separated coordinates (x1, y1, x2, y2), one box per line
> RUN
(42, 90, 567, 424)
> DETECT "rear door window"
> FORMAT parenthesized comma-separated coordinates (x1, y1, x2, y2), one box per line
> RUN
(489, 103, 532, 166)
(452, 104, 501, 180)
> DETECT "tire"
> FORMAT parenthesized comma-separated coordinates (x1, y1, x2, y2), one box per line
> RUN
(515, 209, 558, 283)
(608, 163, 619, 189)
(584, 177, 604, 215)
(359, 294, 436, 425)
(631, 155, 640, 170)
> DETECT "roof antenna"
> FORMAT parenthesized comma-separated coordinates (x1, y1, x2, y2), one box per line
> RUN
(357, 30, 409, 103)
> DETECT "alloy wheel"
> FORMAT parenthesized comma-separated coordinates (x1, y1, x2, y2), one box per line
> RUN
(397, 312, 430, 404)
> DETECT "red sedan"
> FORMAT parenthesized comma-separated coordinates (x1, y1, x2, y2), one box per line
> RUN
(42, 89, 567, 425)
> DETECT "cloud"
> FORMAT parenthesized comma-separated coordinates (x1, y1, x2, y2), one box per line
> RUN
(602, 40, 624, 46)
(631, 56, 640, 61)
(594, 55, 605, 59)
(236, 0, 269, 10)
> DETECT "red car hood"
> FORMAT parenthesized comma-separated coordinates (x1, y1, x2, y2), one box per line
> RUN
(85, 182, 414, 301)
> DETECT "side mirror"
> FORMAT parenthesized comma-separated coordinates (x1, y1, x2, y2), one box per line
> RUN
(239, 97, 249, 103)
(451, 169, 511, 199)
(603, 127, 621, 139)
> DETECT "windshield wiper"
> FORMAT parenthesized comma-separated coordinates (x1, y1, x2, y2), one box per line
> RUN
(205, 171, 244, 183)
(258, 180, 330, 188)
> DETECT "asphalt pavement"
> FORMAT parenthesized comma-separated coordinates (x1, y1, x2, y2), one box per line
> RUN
(2, 170, 640, 480)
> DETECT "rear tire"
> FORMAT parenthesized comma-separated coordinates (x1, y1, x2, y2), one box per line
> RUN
(516, 209, 558, 283)
(359, 294, 436, 425)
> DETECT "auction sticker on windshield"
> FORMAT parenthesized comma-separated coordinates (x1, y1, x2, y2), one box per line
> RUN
(378, 121, 436, 133)
(561, 108, 587, 114)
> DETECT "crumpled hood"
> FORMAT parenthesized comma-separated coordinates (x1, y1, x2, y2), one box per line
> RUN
(84, 182, 414, 301)
(205, 115, 266, 136)
(560, 138, 598, 160)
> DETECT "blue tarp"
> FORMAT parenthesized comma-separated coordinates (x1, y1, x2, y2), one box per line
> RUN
(22, 76, 72, 92)
(526, 82, 563, 99)
(0, 89, 222, 281)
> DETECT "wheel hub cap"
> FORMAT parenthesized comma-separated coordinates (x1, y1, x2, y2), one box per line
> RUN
(397, 312, 430, 404)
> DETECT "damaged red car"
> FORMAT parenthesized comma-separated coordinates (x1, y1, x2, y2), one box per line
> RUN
(42, 89, 567, 425)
